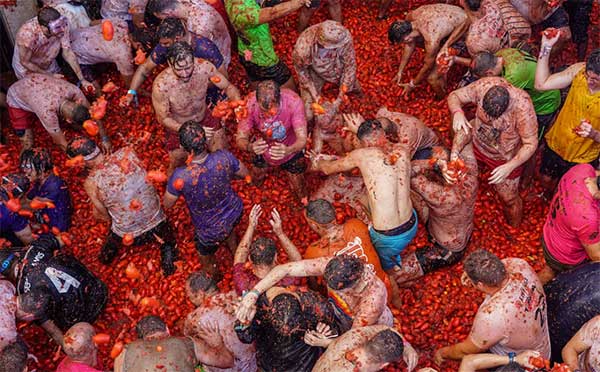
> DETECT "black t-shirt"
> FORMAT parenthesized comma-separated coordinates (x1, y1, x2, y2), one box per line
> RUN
(17, 236, 107, 330)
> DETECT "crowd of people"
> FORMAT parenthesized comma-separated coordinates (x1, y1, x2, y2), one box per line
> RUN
(0, 0, 598, 371)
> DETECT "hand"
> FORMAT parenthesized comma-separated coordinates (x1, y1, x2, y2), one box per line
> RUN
(269, 208, 284, 235)
(119, 93, 135, 107)
(197, 320, 223, 348)
(575, 120, 593, 138)
(53, 73, 65, 80)
(100, 137, 112, 154)
(433, 347, 447, 366)
(489, 162, 515, 184)
(204, 126, 215, 142)
(299, 0, 312, 6)
(250, 139, 268, 155)
(403, 341, 419, 372)
(399, 82, 415, 98)
(248, 204, 262, 229)
(80, 80, 95, 94)
(393, 71, 404, 85)
(270, 143, 289, 161)
(515, 350, 541, 368)
(541, 28, 561, 49)
(306, 150, 338, 171)
(342, 112, 365, 134)
(303, 322, 337, 347)
(235, 291, 259, 324)
(452, 111, 471, 134)
(438, 159, 459, 184)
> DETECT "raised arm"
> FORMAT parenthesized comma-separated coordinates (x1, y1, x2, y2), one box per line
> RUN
(234, 204, 262, 265)
(313, 151, 360, 175)
(270, 208, 302, 262)
(535, 31, 584, 91)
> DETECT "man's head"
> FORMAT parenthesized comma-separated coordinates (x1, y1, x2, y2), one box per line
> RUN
(471, 52, 503, 77)
(317, 21, 350, 50)
(586, 49, 600, 90)
(20, 148, 54, 181)
(0, 173, 31, 200)
(167, 41, 195, 82)
(0, 247, 24, 279)
(497, 362, 526, 372)
(185, 270, 218, 307)
(256, 80, 281, 114)
(357, 119, 386, 147)
(250, 237, 278, 267)
(38, 7, 67, 37)
(136, 315, 168, 339)
(147, 0, 180, 18)
(179, 120, 207, 155)
(130, 27, 157, 53)
(268, 293, 303, 336)
(63, 323, 97, 361)
(304, 199, 336, 235)
(388, 21, 414, 44)
(324, 254, 365, 291)
(66, 136, 101, 165)
(59, 100, 91, 129)
(480, 86, 510, 123)
(157, 18, 186, 48)
(0, 341, 28, 372)
(464, 250, 507, 291)
(346, 329, 405, 371)
(17, 287, 50, 322)
(462, 0, 482, 11)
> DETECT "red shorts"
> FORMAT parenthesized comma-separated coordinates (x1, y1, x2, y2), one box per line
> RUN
(473, 145, 524, 180)
(164, 114, 222, 151)
(8, 106, 37, 132)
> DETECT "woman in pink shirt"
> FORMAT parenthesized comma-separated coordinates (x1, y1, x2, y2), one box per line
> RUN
(540, 164, 600, 283)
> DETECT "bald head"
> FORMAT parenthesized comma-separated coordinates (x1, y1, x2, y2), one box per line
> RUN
(63, 323, 96, 359)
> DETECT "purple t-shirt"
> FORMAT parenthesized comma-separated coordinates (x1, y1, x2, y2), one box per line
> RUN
(0, 198, 28, 236)
(238, 89, 307, 166)
(151, 35, 223, 68)
(167, 150, 243, 244)
(27, 175, 72, 232)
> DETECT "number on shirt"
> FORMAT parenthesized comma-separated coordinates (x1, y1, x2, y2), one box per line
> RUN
(44, 267, 81, 294)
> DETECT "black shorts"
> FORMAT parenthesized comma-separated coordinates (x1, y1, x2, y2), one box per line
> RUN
(536, 111, 557, 138)
(194, 213, 242, 256)
(253, 151, 307, 174)
(541, 6, 570, 29)
(416, 242, 465, 274)
(240, 57, 292, 86)
(540, 144, 599, 180)
(564, 0, 594, 43)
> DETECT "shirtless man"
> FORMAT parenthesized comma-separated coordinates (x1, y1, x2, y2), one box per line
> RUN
(152, 41, 240, 174)
(12, 7, 94, 92)
(66, 136, 178, 276)
(449, 77, 537, 227)
(148, 0, 231, 69)
(184, 271, 257, 372)
(309, 115, 417, 279)
(6, 73, 111, 151)
(114, 315, 234, 372)
(312, 325, 418, 372)
(100, 0, 147, 28)
(392, 141, 478, 285)
(293, 20, 358, 123)
(509, 0, 571, 46)
(56, 323, 102, 372)
(388, 4, 468, 98)
(562, 315, 600, 372)
(237, 254, 394, 335)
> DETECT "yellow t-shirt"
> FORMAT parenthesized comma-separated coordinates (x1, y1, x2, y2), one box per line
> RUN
(545, 70, 600, 163)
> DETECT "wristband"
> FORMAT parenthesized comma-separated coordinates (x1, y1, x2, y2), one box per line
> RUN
(127, 89, 137, 96)
(508, 352, 516, 364)
(243, 289, 260, 298)
(451, 108, 464, 115)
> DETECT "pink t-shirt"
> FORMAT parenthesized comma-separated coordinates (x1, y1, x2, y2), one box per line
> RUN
(238, 89, 307, 166)
(544, 164, 600, 266)
(469, 258, 551, 359)
(0, 280, 17, 351)
(6, 73, 86, 133)
(577, 316, 600, 372)
(70, 20, 134, 76)
(56, 357, 103, 372)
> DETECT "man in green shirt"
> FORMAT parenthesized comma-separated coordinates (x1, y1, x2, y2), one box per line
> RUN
(226, 0, 312, 90)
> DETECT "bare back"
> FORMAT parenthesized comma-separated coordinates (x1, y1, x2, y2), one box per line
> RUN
(409, 4, 468, 50)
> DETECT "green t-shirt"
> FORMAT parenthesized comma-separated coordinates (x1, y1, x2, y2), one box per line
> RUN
(497, 48, 561, 115)
(225, 0, 279, 67)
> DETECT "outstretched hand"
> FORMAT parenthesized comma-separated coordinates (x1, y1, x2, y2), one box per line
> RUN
(248, 204, 263, 228)
(341, 113, 365, 134)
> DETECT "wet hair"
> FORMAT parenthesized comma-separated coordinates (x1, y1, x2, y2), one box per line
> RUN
(157, 18, 185, 40)
(497, 362, 526, 372)
(136, 315, 167, 339)
(365, 330, 404, 364)
(388, 21, 412, 43)
(147, 0, 176, 14)
(20, 148, 54, 175)
(167, 41, 193, 67)
(187, 270, 217, 293)
(472, 52, 499, 77)
(0, 340, 28, 372)
(70, 104, 91, 127)
(465, 0, 481, 11)
(66, 136, 97, 159)
(38, 7, 61, 27)
(357, 119, 383, 140)
(306, 199, 336, 224)
(324, 255, 364, 290)
(464, 250, 507, 287)
(256, 80, 281, 109)
(131, 26, 156, 53)
(482, 86, 510, 119)
(586, 48, 600, 76)
(179, 120, 207, 155)
(1, 173, 31, 199)
(250, 237, 277, 265)
(19, 287, 51, 320)
(269, 293, 303, 336)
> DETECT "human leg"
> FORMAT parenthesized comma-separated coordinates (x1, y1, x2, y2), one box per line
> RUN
(494, 177, 522, 227)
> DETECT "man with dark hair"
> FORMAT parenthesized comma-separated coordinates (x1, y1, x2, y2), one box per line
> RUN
(184, 271, 257, 371)
(508, 0, 571, 47)
(164, 121, 248, 277)
(449, 77, 537, 226)
(152, 41, 240, 174)
(0, 173, 34, 245)
(20, 148, 72, 232)
(313, 325, 418, 372)
(12, 7, 94, 91)
(0, 341, 28, 372)
(535, 38, 600, 194)
(56, 322, 102, 372)
(6, 73, 110, 151)
(434, 250, 550, 365)
(237, 254, 393, 334)
(387, 4, 468, 98)
(236, 80, 308, 199)
(233, 204, 302, 296)
(67, 136, 178, 276)
(122, 17, 225, 107)
(114, 315, 234, 372)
